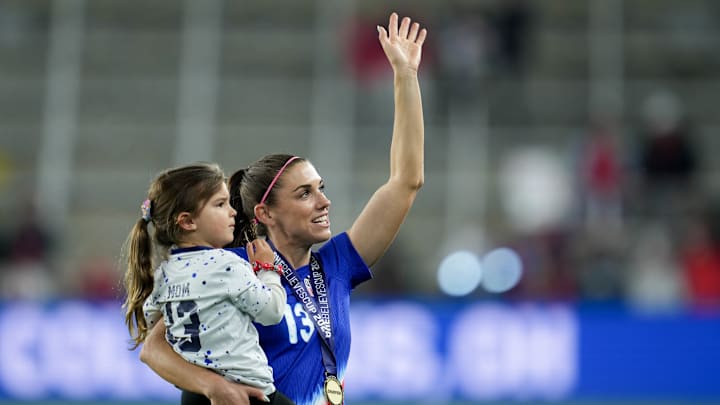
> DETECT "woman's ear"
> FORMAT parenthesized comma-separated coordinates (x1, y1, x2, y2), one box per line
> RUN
(254, 204, 272, 225)
(176, 212, 196, 231)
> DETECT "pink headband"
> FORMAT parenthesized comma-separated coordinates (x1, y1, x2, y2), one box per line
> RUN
(253, 156, 299, 224)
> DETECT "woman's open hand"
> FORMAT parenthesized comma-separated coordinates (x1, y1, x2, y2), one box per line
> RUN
(377, 12, 427, 74)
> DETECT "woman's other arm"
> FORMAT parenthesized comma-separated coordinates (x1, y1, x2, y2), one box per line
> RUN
(140, 321, 268, 405)
(348, 12, 427, 267)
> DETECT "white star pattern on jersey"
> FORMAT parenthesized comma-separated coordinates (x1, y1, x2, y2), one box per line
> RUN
(143, 247, 286, 395)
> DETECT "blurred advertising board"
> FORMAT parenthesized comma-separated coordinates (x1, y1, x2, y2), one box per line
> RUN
(0, 300, 718, 402)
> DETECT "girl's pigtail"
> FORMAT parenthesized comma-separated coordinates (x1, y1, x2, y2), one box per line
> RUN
(122, 217, 155, 349)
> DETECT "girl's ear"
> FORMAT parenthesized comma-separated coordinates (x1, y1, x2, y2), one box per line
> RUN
(176, 212, 196, 231)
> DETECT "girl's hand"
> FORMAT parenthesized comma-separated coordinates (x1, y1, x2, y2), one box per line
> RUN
(377, 12, 427, 74)
(247, 238, 275, 265)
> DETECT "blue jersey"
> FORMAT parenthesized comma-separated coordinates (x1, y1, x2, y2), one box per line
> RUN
(229, 232, 371, 405)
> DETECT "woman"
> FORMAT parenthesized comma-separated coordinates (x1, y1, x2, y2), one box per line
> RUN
(139, 12, 426, 405)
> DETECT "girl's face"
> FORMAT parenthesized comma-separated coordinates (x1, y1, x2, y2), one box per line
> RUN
(266, 161, 331, 247)
(185, 182, 237, 248)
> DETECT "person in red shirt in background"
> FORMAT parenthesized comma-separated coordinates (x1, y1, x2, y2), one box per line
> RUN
(680, 216, 720, 308)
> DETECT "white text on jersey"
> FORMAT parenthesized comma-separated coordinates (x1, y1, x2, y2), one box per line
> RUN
(167, 282, 191, 299)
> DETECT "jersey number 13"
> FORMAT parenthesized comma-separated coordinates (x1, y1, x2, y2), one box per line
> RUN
(164, 300, 201, 352)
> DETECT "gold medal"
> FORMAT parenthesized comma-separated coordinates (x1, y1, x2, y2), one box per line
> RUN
(323, 375, 344, 405)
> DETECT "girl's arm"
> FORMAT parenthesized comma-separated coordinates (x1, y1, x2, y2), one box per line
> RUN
(348, 12, 427, 267)
(247, 271, 286, 325)
(245, 239, 286, 325)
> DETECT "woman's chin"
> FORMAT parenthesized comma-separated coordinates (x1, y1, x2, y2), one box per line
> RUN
(315, 229, 332, 243)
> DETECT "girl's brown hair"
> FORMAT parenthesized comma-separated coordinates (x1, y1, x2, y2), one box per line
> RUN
(122, 162, 225, 348)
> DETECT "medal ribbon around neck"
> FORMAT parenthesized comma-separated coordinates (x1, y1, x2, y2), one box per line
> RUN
(265, 240, 338, 377)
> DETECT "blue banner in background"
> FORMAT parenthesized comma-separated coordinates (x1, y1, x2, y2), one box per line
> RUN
(1, 300, 719, 402)
(345, 301, 579, 402)
(577, 305, 720, 400)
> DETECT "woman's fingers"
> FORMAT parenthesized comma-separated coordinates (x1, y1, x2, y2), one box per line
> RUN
(398, 16, 411, 39)
(416, 28, 427, 46)
(383, 13, 426, 45)
(378, 12, 426, 71)
(388, 12, 398, 39)
(408, 22, 419, 42)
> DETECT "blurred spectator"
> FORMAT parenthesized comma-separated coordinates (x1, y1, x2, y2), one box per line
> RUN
(9, 206, 50, 263)
(435, 4, 492, 106)
(1, 201, 56, 299)
(626, 223, 684, 311)
(346, 11, 393, 85)
(540, 228, 580, 300)
(506, 227, 579, 301)
(636, 90, 700, 220)
(577, 117, 623, 231)
(433, 0, 533, 122)
(77, 256, 121, 301)
(680, 217, 720, 308)
(577, 244, 625, 302)
(491, 0, 533, 75)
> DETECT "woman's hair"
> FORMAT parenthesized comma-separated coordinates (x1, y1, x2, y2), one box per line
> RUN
(227, 154, 306, 248)
(122, 162, 226, 348)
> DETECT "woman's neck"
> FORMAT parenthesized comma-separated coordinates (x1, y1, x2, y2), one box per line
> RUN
(269, 235, 312, 269)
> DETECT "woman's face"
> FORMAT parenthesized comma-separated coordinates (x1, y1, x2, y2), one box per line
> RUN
(266, 161, 331, 246)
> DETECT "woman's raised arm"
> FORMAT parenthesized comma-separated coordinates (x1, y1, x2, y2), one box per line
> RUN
(348, 12, 427, 267)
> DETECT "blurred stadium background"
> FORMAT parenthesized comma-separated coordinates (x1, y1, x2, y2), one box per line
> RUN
(1, 0, 720, 404)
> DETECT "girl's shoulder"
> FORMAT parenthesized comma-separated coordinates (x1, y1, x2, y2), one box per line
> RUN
(224, 246, 248, 260)
(168, 247, 250, 268)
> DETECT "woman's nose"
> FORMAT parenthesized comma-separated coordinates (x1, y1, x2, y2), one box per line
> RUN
(320, 193, 331, 208)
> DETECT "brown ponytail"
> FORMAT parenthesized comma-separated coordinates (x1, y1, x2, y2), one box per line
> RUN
(122, 218, 154, 349)
(228, 168, 256, 247)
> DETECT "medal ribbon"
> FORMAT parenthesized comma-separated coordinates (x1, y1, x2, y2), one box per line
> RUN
(266, 240, 338, 377)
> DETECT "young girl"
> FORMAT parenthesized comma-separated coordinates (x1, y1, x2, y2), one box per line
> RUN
(123, 162, 294, 405)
